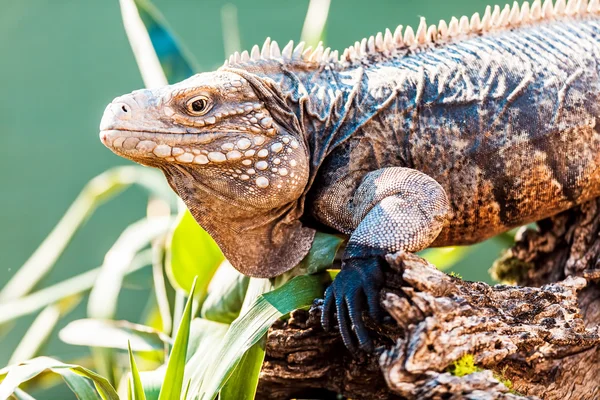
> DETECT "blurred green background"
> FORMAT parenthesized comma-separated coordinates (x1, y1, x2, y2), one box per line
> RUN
(0, 0, 506, 397)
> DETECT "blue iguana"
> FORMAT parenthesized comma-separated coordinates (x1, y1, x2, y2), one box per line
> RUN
(100, 0, 600, 351)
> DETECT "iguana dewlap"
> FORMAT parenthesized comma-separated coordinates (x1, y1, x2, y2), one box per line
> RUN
(100, 0, 600, 351)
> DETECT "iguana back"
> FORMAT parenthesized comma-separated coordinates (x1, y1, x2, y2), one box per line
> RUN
(308, 15, 600, 247)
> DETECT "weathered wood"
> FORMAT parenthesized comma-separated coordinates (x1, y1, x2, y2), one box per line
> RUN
(257, 200, 600, 400)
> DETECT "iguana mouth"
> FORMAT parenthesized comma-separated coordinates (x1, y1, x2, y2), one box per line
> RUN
(100, 128, 267, 165)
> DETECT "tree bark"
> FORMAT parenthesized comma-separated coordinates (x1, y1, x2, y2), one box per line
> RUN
(257, 200, 600, 400)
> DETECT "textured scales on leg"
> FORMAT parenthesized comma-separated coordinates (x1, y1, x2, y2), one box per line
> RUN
(100, 0, 600, 351)
(321, 168, 450, 350)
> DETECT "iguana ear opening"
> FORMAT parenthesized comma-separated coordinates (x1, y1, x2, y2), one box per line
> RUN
(221, 68, 306, 143)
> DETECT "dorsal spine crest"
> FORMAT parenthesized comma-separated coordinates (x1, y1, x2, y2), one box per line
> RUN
(222, 0, 600, 69)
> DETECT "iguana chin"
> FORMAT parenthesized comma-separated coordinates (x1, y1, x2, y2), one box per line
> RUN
(100, 0, 600, 351)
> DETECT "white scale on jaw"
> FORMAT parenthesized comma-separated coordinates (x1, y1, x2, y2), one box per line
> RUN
(149, 132, 301, 189)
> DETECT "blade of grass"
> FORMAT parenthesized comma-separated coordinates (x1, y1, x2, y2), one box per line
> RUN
(182, 319, 229, 398)
(13, 388, 36, 400)
(0, 166, 169, 303)
(88, 216, 173, 319)
(128, 342, 147, 400)
(152, 238, 172, 335)
(219, 336, 266, 400)
(201, 262, 249, 324)
(0, 357, 119, 400)
(197, 273, 328, 399)
(120, 0, 166, 87)
(0, 250, 152, 326)
(215, 278, 271, 399)
(60, 319, 171, 352)
(60, 369, 103, 400)
(120, 0, 196, 87)
(9, 295, 82, 364)
(87, 216, 172, 383)
(220, 4, 241, 58)
(182, 380, 191, 400)
(300, 0, 331, 47)
(157, 278, 197, 400)
(134, 0, 197, 80)
(166, 210, 224, 301)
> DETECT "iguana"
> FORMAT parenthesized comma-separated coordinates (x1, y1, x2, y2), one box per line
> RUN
(100, 0, 600, 352)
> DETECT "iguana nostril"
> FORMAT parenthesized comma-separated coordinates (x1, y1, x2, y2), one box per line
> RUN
(99, 100, 134, 131)
(115, 103, 131, 115)
(111, 102, 132, 119)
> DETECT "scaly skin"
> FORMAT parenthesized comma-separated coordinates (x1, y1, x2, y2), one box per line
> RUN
(100, 0, 600, 351)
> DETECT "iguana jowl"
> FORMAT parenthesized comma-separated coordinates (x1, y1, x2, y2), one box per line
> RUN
(100, 0, 600, 351)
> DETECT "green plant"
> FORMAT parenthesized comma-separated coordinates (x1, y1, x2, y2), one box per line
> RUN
(448, 354, 481, 377)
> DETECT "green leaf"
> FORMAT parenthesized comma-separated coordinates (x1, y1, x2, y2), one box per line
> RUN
(0, 357, 119, 400)
(158, 277, 197, 400)
(61, 369, 103, 400)
(88, 217, 173, 320)
(298, 232, 344, 275)
(9, 295, 81, 364)
(120, 0, 196, 87)
(133, 0, 196, 82)
(13, 388, 36, 400)
(201, 263, 249, 324)
(216, 277, 272, 399)
(181, 319, 229, 397)
(219, 337, 265, 400)
(138, 370, 164, 400)
(128, 342, 147, 400)
(197, 274, 328, 399)
(60, 319, 171, 352)
(419, 246, 474, 271)
(182, 380, 191, 400)
(166, 210, 224, 299)
(300, 0, 331, 47)
(274, 232, 344, 287)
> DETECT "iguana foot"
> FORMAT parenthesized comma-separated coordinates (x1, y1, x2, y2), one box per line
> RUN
(321, 256, 385, 352)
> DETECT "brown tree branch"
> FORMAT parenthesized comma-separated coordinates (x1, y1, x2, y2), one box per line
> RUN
(257, 200, 600, 400)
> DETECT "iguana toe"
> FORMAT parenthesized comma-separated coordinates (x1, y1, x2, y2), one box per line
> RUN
(321, 257, 385, 353)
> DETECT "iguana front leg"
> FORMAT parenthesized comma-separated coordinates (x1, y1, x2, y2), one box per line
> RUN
(320, 167, 450, 351)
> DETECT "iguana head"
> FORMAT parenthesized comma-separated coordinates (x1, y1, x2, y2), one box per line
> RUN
(100, 70, 309, 211)
(99, 69, 315, 278)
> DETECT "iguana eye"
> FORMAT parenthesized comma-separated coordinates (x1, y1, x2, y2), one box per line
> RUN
(186, 95, 211, 115)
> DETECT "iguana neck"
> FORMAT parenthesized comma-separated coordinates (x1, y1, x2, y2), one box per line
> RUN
(162, 162, 314, 278)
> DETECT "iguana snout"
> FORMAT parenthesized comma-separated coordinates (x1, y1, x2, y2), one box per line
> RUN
(100, 70, 310, 209)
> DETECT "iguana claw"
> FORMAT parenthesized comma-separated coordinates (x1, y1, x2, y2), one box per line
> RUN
(321, 257, 385, 353)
